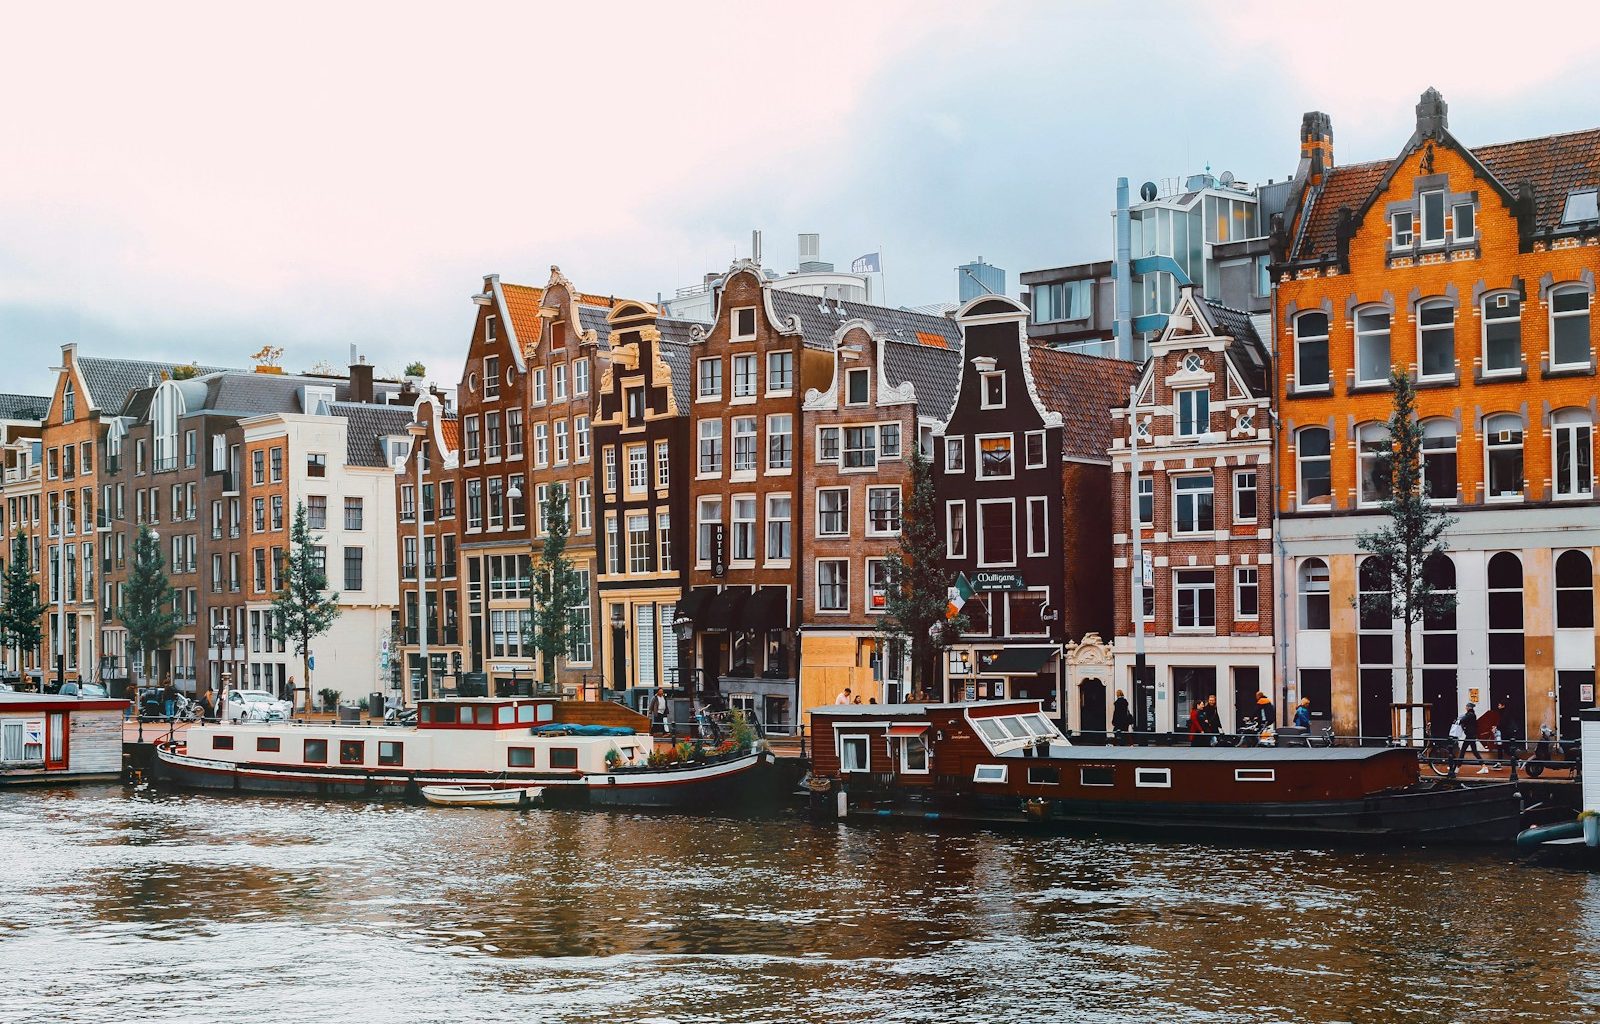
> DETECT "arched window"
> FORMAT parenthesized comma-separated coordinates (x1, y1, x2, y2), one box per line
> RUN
(1552, 409, 1594, 498)
(1296, 426, 1332, 509)
(1549, 285, 1592, 370)
(1422, 553, 1458, 664)
(1355, 307, 1392, 385)
(1295, 311, 1330, 390)
(1483, 414, 1524, 500)
(1486, 552, 1525, 666)
(1298, 558, 1330, 630)
(1481, 292, 1522, 375)
(1555, 550, 1595, 629)
(152, 382, 182, 473)
(1417, 299, 1456, 381)
(1421, 419, 1457, 502)
(1358, 557, 1393, 668)
(1357, 423, 1392, 506)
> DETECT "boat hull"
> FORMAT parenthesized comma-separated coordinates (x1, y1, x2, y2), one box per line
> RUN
(421, 785, 543, 808)
(154, 742, 788, 813)
(830, 780, 1524, 845)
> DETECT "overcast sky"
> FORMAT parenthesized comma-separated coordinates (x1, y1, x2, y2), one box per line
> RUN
(4, 1, 1597, 398)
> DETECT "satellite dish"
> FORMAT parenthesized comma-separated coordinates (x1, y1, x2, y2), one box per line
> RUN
(1139, 181, 1158, 203)
(1220, 170, 1236, 187)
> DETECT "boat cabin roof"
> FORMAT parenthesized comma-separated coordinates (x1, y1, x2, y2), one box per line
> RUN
(417, 697, 560, 730)
(808, 699, 1045, 717)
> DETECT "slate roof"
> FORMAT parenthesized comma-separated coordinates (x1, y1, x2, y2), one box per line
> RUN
(658, 339, 694, 413)
(1029, 347, 1142, 462)
(328, 402, 416, 467)
(882, 338, 963, 421)
(767, 291, 962, 351)
(1292, 126, 1600, 261)
(578, 305, 613, 350)
(78, 357, 232, 414)
(0, 393, 49, 421)
(1200, 298, 1271, 397)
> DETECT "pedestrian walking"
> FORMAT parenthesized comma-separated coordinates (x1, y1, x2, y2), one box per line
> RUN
(1112, 690, 1133, 746)
(650, 687, 670, 735)
(1457, 702, 1488, 773)
(1187, 702, 1205, 746)
(1254, 692, 1275, 732)
(1201, 695, 1222, 744)
(161, 679, 177, 720)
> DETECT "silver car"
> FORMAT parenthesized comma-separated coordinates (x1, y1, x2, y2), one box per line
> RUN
(223, 689, 293, 723)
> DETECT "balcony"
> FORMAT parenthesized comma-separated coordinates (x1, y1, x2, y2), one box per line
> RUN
(402, 562, 417, 580)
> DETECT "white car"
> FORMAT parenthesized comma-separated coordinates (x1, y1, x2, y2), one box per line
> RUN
(223, 690, 293, 723)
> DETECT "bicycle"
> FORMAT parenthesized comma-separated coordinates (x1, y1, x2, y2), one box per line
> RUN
(1306, 726, 1336, 748)
(1422, 737, 1461, 777)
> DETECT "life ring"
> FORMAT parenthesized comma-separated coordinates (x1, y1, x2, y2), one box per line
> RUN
(805, 775, 834, 794)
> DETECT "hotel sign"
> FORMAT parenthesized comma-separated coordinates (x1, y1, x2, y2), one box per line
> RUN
(971, 571, 1026, 592)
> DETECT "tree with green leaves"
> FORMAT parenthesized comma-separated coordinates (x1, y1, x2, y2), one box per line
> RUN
(0, 528, 47, 673)
(526, 484, 586, 691)
(877, 445, 966, 701)
(269, 501, 341, 711)
(120, 525, 184, 683)
(1356, 370, 1458, 729)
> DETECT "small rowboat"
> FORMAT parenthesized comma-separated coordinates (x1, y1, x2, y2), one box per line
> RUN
(420, 785, 543, 808)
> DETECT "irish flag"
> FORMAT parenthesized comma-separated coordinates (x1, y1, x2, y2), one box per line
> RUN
(947, 572, 974, 619)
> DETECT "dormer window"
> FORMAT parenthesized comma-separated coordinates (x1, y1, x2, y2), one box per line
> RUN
(1561, 189, 1599, 225)
(980, 371, 1005, 409)
(846, 368, 870, 406)
(732, 307, 757, 340)
(1391, 212, 1414, 247)
(1420, 190, 1446, 245)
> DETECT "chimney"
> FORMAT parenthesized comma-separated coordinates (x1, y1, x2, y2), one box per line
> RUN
(1300, 111, 1334, 186)
(1415, 87, 1448, 141)
(350, 359, 374, 404)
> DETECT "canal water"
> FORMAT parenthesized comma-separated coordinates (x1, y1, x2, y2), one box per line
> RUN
(1, 784, 1597, 1024)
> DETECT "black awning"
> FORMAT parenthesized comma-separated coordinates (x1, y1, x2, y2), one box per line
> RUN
(704, 586, 752, 630)
(740, 587, 789, 631)
(674, 587, 717, 627)
(977, 647, 1058, 676)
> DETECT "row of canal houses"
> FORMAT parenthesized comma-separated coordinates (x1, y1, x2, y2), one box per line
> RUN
(0, 90, 1595, 746)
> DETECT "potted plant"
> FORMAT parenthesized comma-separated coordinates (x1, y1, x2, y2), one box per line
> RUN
(403, 361, 426, 385)
(604, 747, 623, 770)
(318, 687, 340, 713)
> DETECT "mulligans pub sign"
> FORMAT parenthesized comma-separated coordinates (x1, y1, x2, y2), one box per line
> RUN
(970, 571, 1026, 592)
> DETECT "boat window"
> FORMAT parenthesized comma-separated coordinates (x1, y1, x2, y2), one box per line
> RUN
(899, 736, 929, 773)
(1023, 714, 1054, 737)
(993, 718, 1028, 739)
(536, 704, 555, 723)
(212, 735, 234, 750)
(378, 742, 403, 766)
(475, 706, 495, 725)
(1080, 766, 1114, 787)
(304, 739, 328, 764)
(339, 740, 365, 765)
(972, 764, 1007, 783)
(1027, 765, 1060, 785)
(516, 704, 535, 723)
(508, 747, 536, 768)
(256, 737, 280, 752)
(974, 719, 1008, 743)
(1235, 768, 1275, 782)
(431, 705, 458, 724)
(1135, 767, 1172, 788)
(550, 747, 579, 769)
(840, 735, 870, 772)
(497, 705, 515, 725)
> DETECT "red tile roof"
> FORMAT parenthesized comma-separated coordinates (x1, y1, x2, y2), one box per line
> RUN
(439, 417, 460, 451)
(498, 283, 546, 350)
(1028, 347, 1141, 462)
(1292, 127, 1600, 262)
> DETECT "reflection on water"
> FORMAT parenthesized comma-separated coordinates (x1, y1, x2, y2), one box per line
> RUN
(1, 783, 1597, 1023)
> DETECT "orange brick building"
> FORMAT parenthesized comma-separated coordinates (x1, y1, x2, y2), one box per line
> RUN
(1271, 90, 1599, 741)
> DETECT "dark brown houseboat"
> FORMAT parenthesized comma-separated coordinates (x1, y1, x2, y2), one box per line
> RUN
(808, 699, 1521, 844)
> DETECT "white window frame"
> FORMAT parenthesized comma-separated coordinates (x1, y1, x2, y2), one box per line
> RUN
(980, 371, 1005, 410)
(898, 734, 930, 774)
(974, 433, 1014, 481)
(1354, 306, 1392, 386)
(730, 494, 757, 564)
(1484, 414, 1525, 502)
(845, 367, 871, 407)
(731, 416, 758, 477)
(1137, 475, 1154, 527)
(944, 436, 965, 474)
(1024, 430, 1047, 469)
(1025, 496, 1049, 558)
(946, 501, 967, 560)
(1172, 475, 1213, 536)
(816, 558, 849, 614)
(1293, 311, 1331, 392)
(866, 557, 890, 615)
(531, 367, 547, 405)
(972, 764, 1007, 783)
(1173, 569, 1215, 632)
(1357, 422, 1392, 508)
(1296, 426, 1332, 511)
(1549, 284, 1593, 371)
(1416, 299, 1456, 382)
(1481, 292, 1522, 377)
(1235, 768, 1276, 783)
(696, 357, 722, 402)
(866, 486, 901, 538)
(1234, 565, 1259, 621)
(731, 353, 758, 400)
(766, 414, 793, 472)
(1134, 767, 1172, 788)
(975, 497, 1016, 569)
(1232, 470, 1257, 524)
(816, 487, 849, 538)
(696, 497, 721, 568)
(697, 419, 723, 477)
(839, 734, 870, 772)
(1552, 409, 1594, 499)
(765, 493, 792, 563)
(766, 350, 793, 395)
(1391, 211, 1414, 248)
(1451, 201, 1475, 243)
(1419, 189, 1446, 246)
(732, 306, 758, 341)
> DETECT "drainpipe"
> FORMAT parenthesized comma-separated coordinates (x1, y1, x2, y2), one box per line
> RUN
(1114, 178, 1134, 363)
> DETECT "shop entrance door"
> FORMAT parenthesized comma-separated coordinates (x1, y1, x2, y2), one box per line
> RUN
(1171, 667, 1216, 734)
(1557, 670, 1596, 741)
(1077, 678, 1106, 740)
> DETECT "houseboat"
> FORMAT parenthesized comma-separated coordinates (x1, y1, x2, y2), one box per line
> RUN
(154, 696, 785, 811)
(808, 699, 1522, 844)
(0, 693, 127, 786)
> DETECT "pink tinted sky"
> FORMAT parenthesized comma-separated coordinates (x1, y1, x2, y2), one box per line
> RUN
(2, 1, 1596, 395)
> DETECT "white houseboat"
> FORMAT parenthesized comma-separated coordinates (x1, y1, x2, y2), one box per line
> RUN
(154, 696, 785, 811)
(0, 693, 127, 786)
